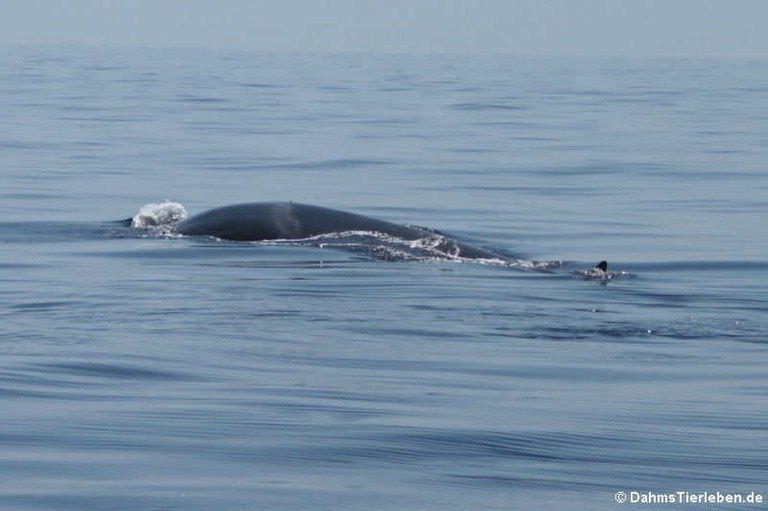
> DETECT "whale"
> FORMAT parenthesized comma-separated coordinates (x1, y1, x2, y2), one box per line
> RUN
(171, 202, 506, 260)
(125, 201, 612, 272)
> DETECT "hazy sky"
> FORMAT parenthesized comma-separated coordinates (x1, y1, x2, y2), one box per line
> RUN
(2, 0, 766, 58)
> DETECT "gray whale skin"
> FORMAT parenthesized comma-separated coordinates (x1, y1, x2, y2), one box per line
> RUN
(175, 202, 502, 260)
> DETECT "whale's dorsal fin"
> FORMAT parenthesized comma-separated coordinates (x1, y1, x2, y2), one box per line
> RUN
(595, 261, 608, 272)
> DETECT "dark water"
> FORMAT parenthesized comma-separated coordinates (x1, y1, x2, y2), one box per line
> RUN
(1, 46, 767, 510)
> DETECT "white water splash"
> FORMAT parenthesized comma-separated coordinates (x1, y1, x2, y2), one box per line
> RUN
(409, 234, 462, 258)
(263, 230, 564, 270)
(131, 201, 188, 230)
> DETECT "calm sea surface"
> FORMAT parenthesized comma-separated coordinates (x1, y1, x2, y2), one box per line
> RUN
(1, 46, 767, 510)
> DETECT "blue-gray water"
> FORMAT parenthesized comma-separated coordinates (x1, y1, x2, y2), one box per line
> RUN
(1, 46, 767, 510)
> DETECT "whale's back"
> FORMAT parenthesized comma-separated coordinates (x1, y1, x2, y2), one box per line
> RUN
(175, 202, 427, 241)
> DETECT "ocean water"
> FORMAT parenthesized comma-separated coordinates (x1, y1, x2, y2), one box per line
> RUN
(1, 46, 766, 510)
